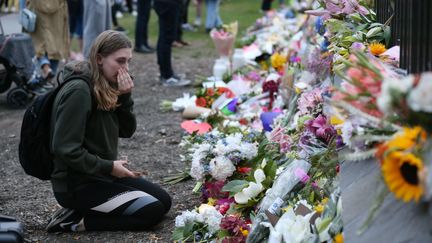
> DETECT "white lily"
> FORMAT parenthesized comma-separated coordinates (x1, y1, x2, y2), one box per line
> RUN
(172, 93, 197, 111)
(234, 169, 266, 204)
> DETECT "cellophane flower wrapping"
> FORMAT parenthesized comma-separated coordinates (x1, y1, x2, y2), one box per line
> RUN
(247, 159, 312, 242)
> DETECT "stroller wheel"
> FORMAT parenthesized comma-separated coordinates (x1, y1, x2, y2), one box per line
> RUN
(0, 61, 12, 93)
(7, 87, 31, 108)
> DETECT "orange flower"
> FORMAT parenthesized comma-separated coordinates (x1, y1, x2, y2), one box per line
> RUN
(207, 88, 215, 96)
(195, 97, 207, 107)
(217, 87, 227, 95)
(369, 42, 387, 56)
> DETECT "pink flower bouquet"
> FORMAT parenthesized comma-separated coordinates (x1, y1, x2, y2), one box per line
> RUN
(210, 22, 238, 57)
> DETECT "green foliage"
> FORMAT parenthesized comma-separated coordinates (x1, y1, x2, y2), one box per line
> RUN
(222, 180, 249, 195)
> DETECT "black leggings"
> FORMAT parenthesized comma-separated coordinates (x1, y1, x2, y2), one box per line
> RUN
(54, 177, 171, 231)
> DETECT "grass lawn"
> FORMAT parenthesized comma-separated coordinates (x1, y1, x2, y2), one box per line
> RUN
(116, 0, 262, 53)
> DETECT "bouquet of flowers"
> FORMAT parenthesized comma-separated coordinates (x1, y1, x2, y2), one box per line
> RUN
(378, 72, 432, 132)
(189, 131, 260, 182)
(195, 87, 235, 108)
(332, 51, 390, 118)
(210, 22, 238, 57)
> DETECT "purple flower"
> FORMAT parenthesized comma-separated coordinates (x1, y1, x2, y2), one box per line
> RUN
(290, 56, 301, 63)
(246, 71, 261, 82)
(307, 48, 333, 77)
(351, 42, 366, 51)
(295, 168, 310, 183)
(306, 115, 337, 144)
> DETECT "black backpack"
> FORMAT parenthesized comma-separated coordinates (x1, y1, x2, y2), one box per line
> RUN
(18, 72, 91, 180)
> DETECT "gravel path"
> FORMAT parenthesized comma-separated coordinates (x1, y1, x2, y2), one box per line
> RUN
(0, 41, 214, 242)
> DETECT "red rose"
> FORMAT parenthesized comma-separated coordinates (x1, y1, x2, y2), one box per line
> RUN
(195, 97, 207, 107)
(237, 167, 252, 174)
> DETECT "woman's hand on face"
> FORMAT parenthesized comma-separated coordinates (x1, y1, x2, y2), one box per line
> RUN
(117, 68, 134, 94)
(111, 160, 139, 178)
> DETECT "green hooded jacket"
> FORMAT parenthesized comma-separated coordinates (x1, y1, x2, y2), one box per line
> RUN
(49, 61, 136, 193)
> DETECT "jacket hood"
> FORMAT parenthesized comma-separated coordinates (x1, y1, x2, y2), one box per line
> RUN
(61, 60, 92, 84)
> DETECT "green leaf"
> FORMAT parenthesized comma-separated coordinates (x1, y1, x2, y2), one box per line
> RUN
(193, 181, 203, 193)
(222, 180, 249, 193)
(172, 227, 185, 241)
(217, 230, 231, 239)
(317, 217, 332, 233)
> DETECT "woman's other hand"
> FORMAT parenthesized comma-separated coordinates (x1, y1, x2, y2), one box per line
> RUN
(117, 68, 134, 94)
(111, 160, 139, 178)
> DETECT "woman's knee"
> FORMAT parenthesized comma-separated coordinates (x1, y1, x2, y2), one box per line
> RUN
(135, 200, 166, 225)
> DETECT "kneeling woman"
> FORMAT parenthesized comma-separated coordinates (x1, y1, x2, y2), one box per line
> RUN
(47, 30, 171, 232)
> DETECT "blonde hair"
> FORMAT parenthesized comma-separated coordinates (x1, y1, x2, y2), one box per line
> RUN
(88, 30, 132, 111)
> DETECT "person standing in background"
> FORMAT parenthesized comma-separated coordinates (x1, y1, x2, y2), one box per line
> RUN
(173, 0, 191, 48)
(180, 0, 195, 31)
(205, 0, 222, 33)
(193, 0, 203, 27)
(153, 0, 191, 87)
(27, 0, 69, 80)
(261, 0, 272, 12)
(134, 0, 154, 53)
(112, 0, 127, 32)
(67, 0, 84, 61)
(83, 0, 111, 58)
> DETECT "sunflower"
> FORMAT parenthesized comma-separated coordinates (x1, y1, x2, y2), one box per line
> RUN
(382, 151, 424, 202)
(369, 42, 387, 56)
(386, 126, 427, 150)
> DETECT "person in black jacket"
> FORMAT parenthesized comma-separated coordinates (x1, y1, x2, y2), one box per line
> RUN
(46, 30, 171, 232)
(134, 0, 154, 53)
(153, 0, 191, 86)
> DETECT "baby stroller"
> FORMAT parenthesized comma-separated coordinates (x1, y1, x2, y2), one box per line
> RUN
(0, 17, 46, 108)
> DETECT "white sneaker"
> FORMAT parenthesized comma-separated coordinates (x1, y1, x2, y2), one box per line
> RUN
(132, 10, 137, 16)
(11, 6, 16, 13)
(161, 76, 191, 87)
(182, 23, 196, 32)
(194, 18, 201, 27)
(116, 12, 123, 18)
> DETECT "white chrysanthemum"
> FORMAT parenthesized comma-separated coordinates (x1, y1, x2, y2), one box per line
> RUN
(214, 133, 258, 160)
(407, 72, 432, 112)
(239, 142, 258, 159)
(175, 210, 199, 227)
(209, 156, 236, 181)
(190, 143, 211, 180)
(200, 206, 223, 234)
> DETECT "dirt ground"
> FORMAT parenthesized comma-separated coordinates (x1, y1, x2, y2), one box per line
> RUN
(0, 42, 215, 242)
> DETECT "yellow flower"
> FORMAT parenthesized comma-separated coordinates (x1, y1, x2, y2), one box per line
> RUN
(321, 197, 329, 204)
(315, 197, 329, 214)
(240, 227, 249, 236)
(270, 52, 286, 70)
(315, 204, 324, 214)
(207, 198, 216, 206)
(386, 126, 427, 151)
(259, 61, 269, 71)
(369, 42, 387, 56)
(382, 151, 424, 202)
(333, 233, 344, 243)
(330, 116, 344, 126)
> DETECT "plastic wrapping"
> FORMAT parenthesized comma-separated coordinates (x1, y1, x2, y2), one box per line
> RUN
(246, 159, 312, 243)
